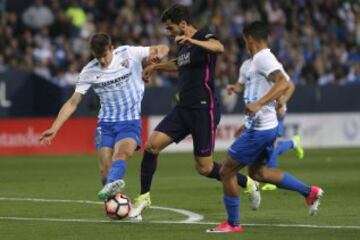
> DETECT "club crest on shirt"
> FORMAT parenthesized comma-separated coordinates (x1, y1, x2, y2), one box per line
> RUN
(120, 58, 129, 68)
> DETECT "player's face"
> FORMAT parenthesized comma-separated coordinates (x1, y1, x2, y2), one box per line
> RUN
(94, 45, 114, 68)
(164, 19, 185, 40)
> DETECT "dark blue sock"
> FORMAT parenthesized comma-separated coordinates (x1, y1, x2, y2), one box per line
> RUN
(106, 160, 126, 184)
(101, 178, 107, 186)
(277, 172, 311, 197)
(276, 140, 294, 155)
(224, 195, 240, 227)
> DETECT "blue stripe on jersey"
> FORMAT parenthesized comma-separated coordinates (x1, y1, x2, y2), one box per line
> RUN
(119, 88, 129, 121)
(128, 80, 137, 120)
(111, 91, 121, 122)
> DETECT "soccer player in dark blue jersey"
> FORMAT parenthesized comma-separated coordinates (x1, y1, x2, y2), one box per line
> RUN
(129, 4, 260, 219)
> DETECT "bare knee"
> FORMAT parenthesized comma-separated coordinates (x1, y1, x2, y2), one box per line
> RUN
(250, 169, 268, 182)
(112, 149, 134, 161)
(145, 141, 162, 154)
(195, 162, 213, 176)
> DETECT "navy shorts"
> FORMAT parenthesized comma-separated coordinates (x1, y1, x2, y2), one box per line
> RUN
(95, 120, 142, 150)
(228, 127, 277, 165)
(155, 106, 221, 157)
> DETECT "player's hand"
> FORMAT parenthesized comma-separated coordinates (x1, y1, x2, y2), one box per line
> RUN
(234, 124, 245, 138)
(175, 35, 194, 46)
(244, 102, 262, 116)
(147, 56, 161, 65)
(276, 104, 286, 117)
(39, 128, 57, 145)
(142, 65, 156, 83)
(226, 84, 237, 95)
(276, 100, 286, 117)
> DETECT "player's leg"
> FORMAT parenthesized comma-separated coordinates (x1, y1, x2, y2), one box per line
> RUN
(262, 138, 280, 191)
(98, 120, 141, 201)
(190, 108, 251, 191)
(97, 147, 113, 186)
(130, 108, 189, 217)
(98, 138, 138, 201)
(140, 131, 173, 194)
(249, 162, 324, 215)
(207, 154, 245, 233)
(95, 123, 115, 186)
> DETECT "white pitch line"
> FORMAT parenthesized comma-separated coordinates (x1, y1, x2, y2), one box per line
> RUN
(0, 197, 359, 230)
(0, 197, 203, 223)
(1, 216, 360, 230)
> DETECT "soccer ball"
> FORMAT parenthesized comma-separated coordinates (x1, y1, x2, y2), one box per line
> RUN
(104, 193, 131, 220)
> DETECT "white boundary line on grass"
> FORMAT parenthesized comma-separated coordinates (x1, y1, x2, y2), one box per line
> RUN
(0, 197, 203, 223)
(1, 216, 360, 230)
(0, 197, 359, 230)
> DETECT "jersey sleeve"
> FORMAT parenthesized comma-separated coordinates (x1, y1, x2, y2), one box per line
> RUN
(127, 46, 150, 63)
(74, 72, 91, 95)
(255, 51, 285, 77)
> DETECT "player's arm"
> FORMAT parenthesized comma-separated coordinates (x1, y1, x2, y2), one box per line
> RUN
(276, 79, 295, 114)
(142, 58, 178, 82)
(278, 79, 295, 104)
(175, 36, 224, 53)
(39, 92, 83, 144)
(149, 45, 170, 61)
(245, 70, 289, 115)
(226, 82, 244, 95)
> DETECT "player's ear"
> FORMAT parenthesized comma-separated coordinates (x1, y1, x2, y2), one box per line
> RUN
(179, 20, 187, 30)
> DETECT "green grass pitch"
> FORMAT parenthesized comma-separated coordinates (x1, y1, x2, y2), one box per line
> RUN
(1, 149, 360, 240)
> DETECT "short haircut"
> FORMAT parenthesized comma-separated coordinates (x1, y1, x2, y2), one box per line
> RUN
(161, 4, 191, 24)
(242, 21, 269, 41)
(90, 33, 112, 55)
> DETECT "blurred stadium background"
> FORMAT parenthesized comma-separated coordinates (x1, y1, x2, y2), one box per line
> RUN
(0, 0, 360, 239)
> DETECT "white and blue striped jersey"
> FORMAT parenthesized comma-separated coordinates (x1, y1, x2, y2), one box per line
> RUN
(238, 48, 289, 130)
(75, 46, 149, 122)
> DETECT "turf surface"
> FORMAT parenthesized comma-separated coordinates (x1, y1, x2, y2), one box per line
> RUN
(1, 149, 360, 239)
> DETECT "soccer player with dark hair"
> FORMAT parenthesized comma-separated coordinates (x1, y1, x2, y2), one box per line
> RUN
(207, 21, 324, 233)
(129, 4, 260, 218)
(40, 33, 169, 202)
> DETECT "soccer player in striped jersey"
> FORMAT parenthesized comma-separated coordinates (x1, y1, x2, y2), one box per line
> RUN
(129, 4, 260, 219)
(39, 33, 169, 201)
(208, 21, 323, 233)
(232, 65, 305, 192)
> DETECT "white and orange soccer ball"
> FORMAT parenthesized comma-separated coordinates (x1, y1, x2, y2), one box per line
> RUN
(104, 193, 131, 220)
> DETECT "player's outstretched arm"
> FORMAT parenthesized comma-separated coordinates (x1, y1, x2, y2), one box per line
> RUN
(175, 36, 224, 53)
(245, 70, 288, 115)
(142, 59, 177, 82)
(39, 92, 83, 144)
(149, 45, 170, 62)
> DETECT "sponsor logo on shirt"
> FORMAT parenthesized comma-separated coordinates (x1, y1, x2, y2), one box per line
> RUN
(177, 52, 191, 67)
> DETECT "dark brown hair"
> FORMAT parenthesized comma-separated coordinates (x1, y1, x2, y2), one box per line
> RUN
(90, 33, 112, 55)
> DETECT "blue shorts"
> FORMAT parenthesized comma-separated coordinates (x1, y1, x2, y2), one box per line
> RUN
(228, 127, 277, 165)
(277, 115, 285, 137)
(95, 120, 141, 149)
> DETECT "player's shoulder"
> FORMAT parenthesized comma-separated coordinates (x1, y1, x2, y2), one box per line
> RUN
(114, 45, 130, 55)
(240, 59, 251, 69)
(78, 58, 100, 80)
(253, 49, 278, 63)
(196, 26, 217, 40)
